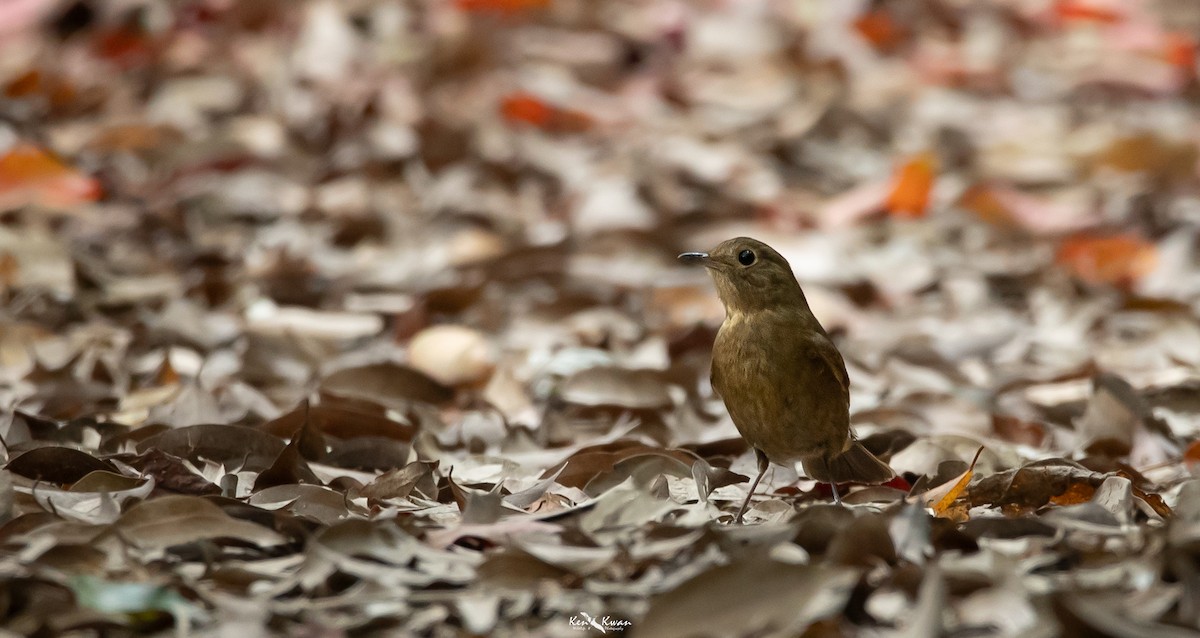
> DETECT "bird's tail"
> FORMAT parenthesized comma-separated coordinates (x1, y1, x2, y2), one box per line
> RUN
(804, 441, 894, 484)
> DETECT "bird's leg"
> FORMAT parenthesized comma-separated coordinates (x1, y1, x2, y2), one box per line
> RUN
(734, 449, 770, 524)
(830, 481, 842, 505)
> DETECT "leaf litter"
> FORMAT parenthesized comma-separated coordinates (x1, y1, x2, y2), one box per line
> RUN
(2, 0, 1200, 635)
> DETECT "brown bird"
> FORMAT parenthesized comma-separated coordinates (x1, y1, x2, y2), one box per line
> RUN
(680, 237, 894, 523)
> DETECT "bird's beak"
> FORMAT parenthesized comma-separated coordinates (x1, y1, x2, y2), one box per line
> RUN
(678, 252, 712, 267)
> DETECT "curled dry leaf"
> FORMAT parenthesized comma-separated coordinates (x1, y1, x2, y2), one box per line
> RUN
(966, 459, 1107, 512)
(24, 472, 154, 525)
(247, 484, 358, 526)
(357, 460, 440, 503)
(916, 446, 985, 520)
(1076, 373, 1149, 457)
(252, 434, 322, 491)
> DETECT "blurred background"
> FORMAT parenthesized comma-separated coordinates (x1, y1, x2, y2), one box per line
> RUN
(5, 0, 1200, 633)
(3, 0, 1199, 432)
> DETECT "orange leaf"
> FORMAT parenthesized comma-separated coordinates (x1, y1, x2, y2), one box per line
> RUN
(1048, 481, 1095, 505)
(4, 69, 42, 98)
(0, 144, 102, 209)
(501, 92, 553, 128)
(1185, 440, 1200, 464)
(958, 183, 1017, 228)
(885, 152, 937, 218)
(4, 69, 78, 109)
(1053, 0, 1123, 24)
(853, 10, 906, 51)
(1164, 32, 1197, 71)
(500, 92, 593, 133)
(1056, 233, 1158, 286)
(0, 252, 18, 290)
(922, 446, 985, 518)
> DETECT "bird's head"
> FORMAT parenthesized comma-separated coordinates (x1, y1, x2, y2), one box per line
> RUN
(678, 237, 807, 314)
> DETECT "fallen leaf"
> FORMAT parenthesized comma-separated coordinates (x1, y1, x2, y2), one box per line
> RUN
(110, 495, 287, 550)
(456, 0, 550, 14)
(886, 152, 937, 219)
(7, 447, 116, 484)
(1053, 0, 1123, 24)
(499, 91, 593, 133)
(137, 424, 286, 472)
(853, 8, 907, 51)
(0, 143, 102, 210)
(967, 459, 1106, 512)
(1056, 233, 1158, 287)
(916, 446, 984, 519)
(321, 362, 455, 407)
(636, 555, 859, 638)
(558, 366, 673, 410)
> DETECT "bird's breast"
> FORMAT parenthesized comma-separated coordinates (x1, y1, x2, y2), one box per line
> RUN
(711, 311, 849, 462)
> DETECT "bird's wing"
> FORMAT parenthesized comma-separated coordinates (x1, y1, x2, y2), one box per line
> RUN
(805, 334, 851, 399)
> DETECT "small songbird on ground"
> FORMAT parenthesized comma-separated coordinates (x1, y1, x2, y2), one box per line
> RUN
(680, 237, 894, 523)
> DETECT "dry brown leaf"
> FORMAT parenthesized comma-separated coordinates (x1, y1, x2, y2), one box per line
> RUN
(321, 362, 455, 407)
(7, 447, 116, 484)
(636, 555, 859, 638)
(111, 495, 287, 550)
(137, 424, 286, 472)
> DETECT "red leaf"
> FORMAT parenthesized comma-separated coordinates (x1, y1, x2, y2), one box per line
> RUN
(93, 26, 156, 69)
(455, 0, 550, 14)
(882, 475, 912, 492)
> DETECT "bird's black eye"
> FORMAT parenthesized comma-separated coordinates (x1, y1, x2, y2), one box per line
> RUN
(738, 249, 756, 266)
